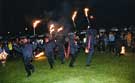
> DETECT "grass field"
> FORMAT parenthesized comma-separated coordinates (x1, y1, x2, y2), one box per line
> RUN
(0, 51, 135, 83)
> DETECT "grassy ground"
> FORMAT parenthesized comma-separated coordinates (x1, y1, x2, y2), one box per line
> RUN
(0, 51, 135, 83)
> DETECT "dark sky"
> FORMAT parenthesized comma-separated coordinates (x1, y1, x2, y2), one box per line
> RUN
(0, 0, 134, 34)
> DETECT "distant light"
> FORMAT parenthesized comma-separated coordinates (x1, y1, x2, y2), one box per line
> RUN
(25, 27, 28, 31)
(33, 20, 41, 28)
(99, 29, 106, 32)
(124, 28, 127, 31)
(88, 26, 90, 29)
(8, 32, 10, 34)
(90, 15, 94, 19)
(111, 28, 119, 31)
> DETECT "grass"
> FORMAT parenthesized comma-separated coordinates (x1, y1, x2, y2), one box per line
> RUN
(0, 51, 135, 83)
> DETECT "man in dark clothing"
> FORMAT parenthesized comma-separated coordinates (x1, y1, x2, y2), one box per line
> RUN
(68, 33, 78, 67)
(55, 32, 65, 64)
(86, 27, 97, 66)
(14, 37, 36, 77)
(41, 36, 55, 69)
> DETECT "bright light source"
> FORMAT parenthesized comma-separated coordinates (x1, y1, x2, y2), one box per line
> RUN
(33, 20, 41, 28)
(120, 46, 125, 55)
(25, 27, 28, 31)
(85, 48, 89, 53)
(84, 8, 89, 17)
(72, 11, 78, 22)
(35, 52, 45, 58)
(8, 32, 10, 34)
(57, 27, 63, 32)
(90, 15, 94, 19)
(49, 24, 55, 34)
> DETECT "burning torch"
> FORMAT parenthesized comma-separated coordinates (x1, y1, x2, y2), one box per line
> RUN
(72, 11, 78, 31)
(84, 8, 90, 24)
(49, 24, 55, 35)
(33, 20, 41, 36)
(57, 26, 63, 32)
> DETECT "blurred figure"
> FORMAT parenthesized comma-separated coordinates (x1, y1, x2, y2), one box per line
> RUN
(14, 37, 36, 77)
(115, 34, 122, 56)
(0, 42, 8, 66)
(131, 38, 135, 54)
(8, 41, 13, 58)
(126, 32, 132, 47)
(98, 32, 105, 52)
(41, 36, 55, 69)
(68, 33, 78, 67)
(85, 27, 97, 66)
(108, 32, 115, 53)
(55, 32, 65, 64)
(104, 33, 109, 52)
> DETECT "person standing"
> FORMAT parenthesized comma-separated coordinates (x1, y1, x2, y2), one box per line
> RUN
(108, 32, 115, 53)
(85, 27, 97, 66)
(55, 32, 65, 64)
(41, 36, 55, 69)
(68, 33, 78, 67)
(14, 37, 36, 77)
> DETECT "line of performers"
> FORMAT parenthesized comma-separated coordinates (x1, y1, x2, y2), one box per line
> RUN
(0, 27, 97, 77)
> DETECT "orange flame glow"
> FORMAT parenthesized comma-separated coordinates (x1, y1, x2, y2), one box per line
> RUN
(57, 27, 63, 32)
(35, 52, 44, 58)
(33, 20, 41, 28)
(49, 24, 55, 34)
(84, 8, 89, 17)
(85, 48, 89, 53)
(72, 11, 78, 22)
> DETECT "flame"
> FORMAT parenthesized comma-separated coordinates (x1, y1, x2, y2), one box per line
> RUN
(50, 28, 55, 34)
(50, 24, 54, 30)
(72, 11, 78, 22)
(49, 24, 55, 34)
(85, 48, 89, 53)
(57, 27, 63, 32)
(84, 8, 89, 17)
(120, 46, 125, 55)
(33, 20, 41, 28)
(35, 52, 45, 58)
(90, 15, 94, 19)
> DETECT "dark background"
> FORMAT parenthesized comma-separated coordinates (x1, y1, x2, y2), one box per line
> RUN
(0, 0, 134, 35)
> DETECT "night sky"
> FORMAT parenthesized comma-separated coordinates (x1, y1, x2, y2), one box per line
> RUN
(0, 0, 134, 35)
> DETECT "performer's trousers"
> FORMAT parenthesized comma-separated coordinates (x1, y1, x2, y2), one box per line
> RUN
(23, 56, 34, 76)
(86, 48, 94, 65)
(46, 52, 54, 69)
(69, 54, 76, 66)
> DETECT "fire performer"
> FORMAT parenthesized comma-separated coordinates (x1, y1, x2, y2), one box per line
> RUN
(41, 36, 56, 69)
(14, 37, 36, 77)
(55, 32, 65, 64)
(68, 33, 79, 67)
(72, 10, 78, 31)
(85, 26, 97, 66)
